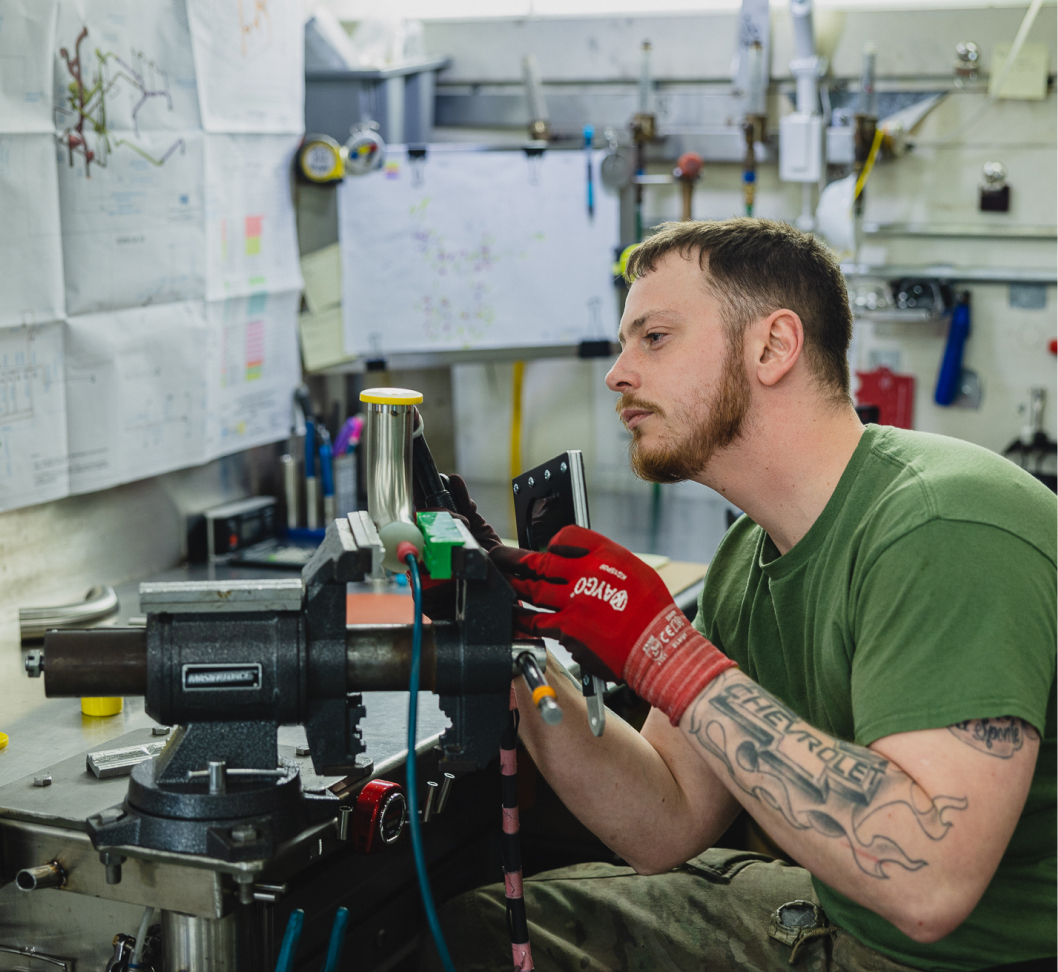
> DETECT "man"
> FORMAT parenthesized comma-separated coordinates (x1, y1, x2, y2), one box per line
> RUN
(423, 219, 1056, 971)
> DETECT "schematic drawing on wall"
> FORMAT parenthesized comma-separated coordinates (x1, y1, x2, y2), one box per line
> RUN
(338, 147, 619, 358)
(55, 26, 186, 175)
(0, 0, 304, 514)
(0, 323, 69, 510)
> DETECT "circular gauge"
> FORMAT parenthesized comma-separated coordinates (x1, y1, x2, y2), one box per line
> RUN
(345, 126, 386, 176)
(298, 135, 344, 184)
(600, 149, 633, 191)
(376, 790, 406, 846)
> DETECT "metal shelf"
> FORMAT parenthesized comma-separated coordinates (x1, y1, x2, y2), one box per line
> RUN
(841, 263, 1057, 285)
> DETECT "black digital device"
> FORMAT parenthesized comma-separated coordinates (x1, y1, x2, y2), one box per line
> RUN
(512, 450, 590, 551)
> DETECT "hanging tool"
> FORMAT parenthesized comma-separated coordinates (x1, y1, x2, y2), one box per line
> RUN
(735, 0, 769, 216)
(674, 151, 703, 221)
(934, 293, 971, 406)
(584, 124, 595, 218)
(523, 55, 550, 142)
(630, 41, 656, 243)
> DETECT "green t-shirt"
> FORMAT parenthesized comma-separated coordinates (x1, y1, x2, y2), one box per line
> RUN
(695, 425, 1056, 971)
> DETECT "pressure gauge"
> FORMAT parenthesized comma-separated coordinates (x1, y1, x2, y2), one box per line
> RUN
(344, 124, 386, 176)
(297, 134, 344, 184)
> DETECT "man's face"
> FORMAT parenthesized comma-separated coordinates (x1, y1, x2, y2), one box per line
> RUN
(606, 251, 751, 484)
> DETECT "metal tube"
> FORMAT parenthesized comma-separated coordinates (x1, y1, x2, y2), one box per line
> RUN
(362, 392, 424, 572)
(638, 41, 652, 114)
(436, 772, 455, 814)
(162, 911, 238, 972)
(422, 780, 438, 822)
(42, 628, 147, 697)
(346, 624, 438, 691)
(15, 861, 65, 891)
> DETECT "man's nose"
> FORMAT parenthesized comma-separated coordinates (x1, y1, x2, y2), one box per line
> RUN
(605, 349, 638, 393)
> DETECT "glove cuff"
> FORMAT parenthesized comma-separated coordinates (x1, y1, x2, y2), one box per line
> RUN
(623, 606, 737, 725)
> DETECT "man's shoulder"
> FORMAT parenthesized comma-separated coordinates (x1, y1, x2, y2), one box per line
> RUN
(859, 427, 1057, 565)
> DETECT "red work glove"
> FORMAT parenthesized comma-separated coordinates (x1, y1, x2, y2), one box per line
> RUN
(413, 474, 504, 620)
(491, 526, 736, 725)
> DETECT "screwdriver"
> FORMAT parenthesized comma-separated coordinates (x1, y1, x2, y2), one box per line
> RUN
(517, 651, 562, 725)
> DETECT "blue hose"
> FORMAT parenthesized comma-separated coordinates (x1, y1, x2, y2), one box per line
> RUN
(404, 553, 457, 972)
(275, 909, 304, 972)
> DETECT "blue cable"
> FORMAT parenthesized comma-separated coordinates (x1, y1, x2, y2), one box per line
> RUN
(404, 553, 458, 972)
(320, 907, 350, 972)
(275, 909, 304, 972)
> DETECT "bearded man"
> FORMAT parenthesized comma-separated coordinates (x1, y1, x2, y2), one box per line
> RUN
(421, 219, 1056, 972)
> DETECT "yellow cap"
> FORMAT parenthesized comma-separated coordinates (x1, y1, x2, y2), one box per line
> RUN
(360, 387, 423, 405)
(0, 732, 8, 750)
(81, 697, 124, 717)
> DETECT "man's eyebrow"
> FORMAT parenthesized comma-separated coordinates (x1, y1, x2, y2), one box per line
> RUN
(618, 314, 650, 346)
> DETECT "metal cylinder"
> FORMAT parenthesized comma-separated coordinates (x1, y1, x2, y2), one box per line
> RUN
(42, 628, 147, 697)
(15, 861, 65, 891)
(162, 911, 238, 972)
(346, 624, 437, 691)
(360, 388, 425, 573)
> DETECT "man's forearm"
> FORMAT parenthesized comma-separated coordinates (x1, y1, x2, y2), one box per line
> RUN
(679, 670, 969, 938)
(515, 654, 737, 872)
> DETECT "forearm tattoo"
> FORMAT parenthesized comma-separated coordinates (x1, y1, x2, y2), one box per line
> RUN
(688, 677, 968, 879)
(948, 717, 1039, 758)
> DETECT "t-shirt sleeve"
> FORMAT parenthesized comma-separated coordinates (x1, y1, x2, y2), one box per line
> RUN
(850, 518, 1056, 746)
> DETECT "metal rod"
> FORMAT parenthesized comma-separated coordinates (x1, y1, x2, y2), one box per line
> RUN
(208, 761, 226, 796)
(15, 861, 65, 892)
(436, 773, 455, 814)
(421, 780, 438, 822)
(41, 628, 147, 697)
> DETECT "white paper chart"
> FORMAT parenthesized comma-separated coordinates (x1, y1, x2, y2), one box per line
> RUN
(338, 148, 619, 357)
(0, 135, 66, 327)
(0, 323, 69, 511)
(204, 290, 301, 458)
(65, 302, 209, 495)
(0, 0, 58, 134)
(0, 0, 304, 514)
(187, 0, 304, 134)
(204, 134, 303, 300)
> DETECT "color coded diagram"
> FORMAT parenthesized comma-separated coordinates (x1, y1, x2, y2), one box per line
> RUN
(56, 26, 185, 177)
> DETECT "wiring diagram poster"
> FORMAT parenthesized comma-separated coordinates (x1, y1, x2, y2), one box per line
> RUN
(65, 302, 208, 495)
(0, 323, 69, 511)
(339, 148, 620, 357)
(0, 0, 305, 514)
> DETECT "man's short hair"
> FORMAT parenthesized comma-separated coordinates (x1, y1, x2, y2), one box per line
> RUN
(625, 218, 853, 400)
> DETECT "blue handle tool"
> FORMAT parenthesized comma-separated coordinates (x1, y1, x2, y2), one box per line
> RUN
(934, 296, 970, 406)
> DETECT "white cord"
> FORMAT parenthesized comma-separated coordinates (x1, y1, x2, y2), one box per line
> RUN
(130, 906, 155, 967)
(920, 0, 1044, 147)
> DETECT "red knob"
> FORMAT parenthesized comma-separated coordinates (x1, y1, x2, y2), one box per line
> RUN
(1048, 338, 1057, 356)
(350, 779, 406, 854)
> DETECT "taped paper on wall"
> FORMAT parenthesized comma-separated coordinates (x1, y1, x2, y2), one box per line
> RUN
(0, 134, 66, 327)
(0, 0, 57, 134)
(187, 0, 304, 133)
(58, 131, 206, 316)
(338, 147, 619, 357)
(204, 134, 303, 300)
(0, 322, 69, 512)
(65, 301, 208, 495)
(300, 243, 342, 314)
(205, 290, 301, 458)
(299, 305, 347, 372)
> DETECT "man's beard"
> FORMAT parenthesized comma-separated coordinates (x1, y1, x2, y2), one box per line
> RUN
(621, 335, 751, 484)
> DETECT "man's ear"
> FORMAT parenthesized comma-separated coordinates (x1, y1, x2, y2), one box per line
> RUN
(753, 309, 804, 387)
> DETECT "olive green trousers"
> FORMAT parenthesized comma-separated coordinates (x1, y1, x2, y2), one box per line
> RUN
(419, 849, 923, 972)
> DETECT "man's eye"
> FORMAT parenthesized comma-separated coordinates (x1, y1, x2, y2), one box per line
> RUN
(646, 332, 665, 345)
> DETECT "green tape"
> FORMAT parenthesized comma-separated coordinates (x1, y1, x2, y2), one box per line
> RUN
(417, 511, 465, 580)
